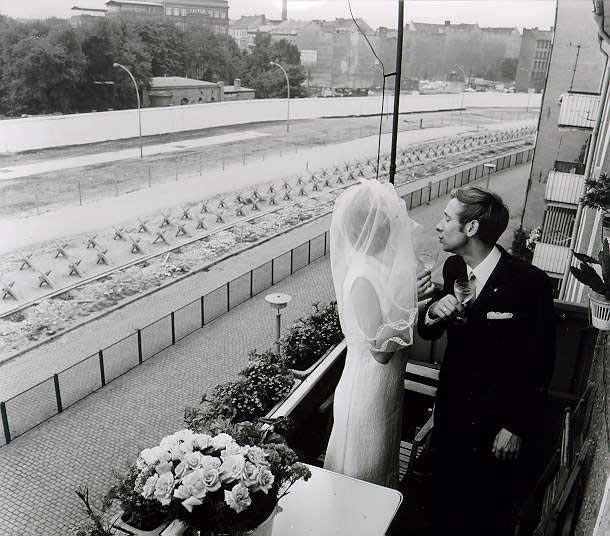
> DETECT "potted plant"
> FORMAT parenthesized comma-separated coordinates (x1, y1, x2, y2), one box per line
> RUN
(581, 172, 610, 231)
(75, 486, 115, 536)
(570, 239, 610, 330)
(281, 302, 343, 379)
(132, 423, 311, 536)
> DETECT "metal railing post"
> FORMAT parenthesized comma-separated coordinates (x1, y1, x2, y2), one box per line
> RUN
(308, 239, 312, 264)
(226, 282, 230, 311)
(250, 270, 254, 298)
(0, 402, 10, 444)
(271, 258, 275, 285)
(427, 181, 432, 205)
(290, 249, 294, 274)
(171, 312, 176, 344)
(98, 350, 106, 387)
(137, 329, 143, 364)
(200, 295, 205, 327)
(53, 374, 63, 413)
(323, 233, 327, 256)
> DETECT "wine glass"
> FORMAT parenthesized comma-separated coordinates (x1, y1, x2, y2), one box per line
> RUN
(454, 277, 475, 322)
(419, 250, 440, 272)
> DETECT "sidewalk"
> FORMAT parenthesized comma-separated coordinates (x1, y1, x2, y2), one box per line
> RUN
(0, 163, 532, 536)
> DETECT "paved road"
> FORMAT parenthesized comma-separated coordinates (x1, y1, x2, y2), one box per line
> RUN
(0, 162, 532, 536)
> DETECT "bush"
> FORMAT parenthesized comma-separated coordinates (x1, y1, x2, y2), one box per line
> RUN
(281, 302, 343, 371)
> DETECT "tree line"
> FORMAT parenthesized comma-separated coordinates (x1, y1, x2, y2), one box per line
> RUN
(0, 15, 306, 117)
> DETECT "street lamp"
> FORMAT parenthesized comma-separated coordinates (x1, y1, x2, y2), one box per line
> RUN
(113, 62, 143, 158)
(269, 61, 290, 133)
(265, 292, 292, 354)
(484, 163, 497, 188)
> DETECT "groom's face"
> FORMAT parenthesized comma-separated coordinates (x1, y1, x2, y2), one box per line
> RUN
(436, 198, 469, 253)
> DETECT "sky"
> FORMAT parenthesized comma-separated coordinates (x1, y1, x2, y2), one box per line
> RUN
(0, 0, 556, 30)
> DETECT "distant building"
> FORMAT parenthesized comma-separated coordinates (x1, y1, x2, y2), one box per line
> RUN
(70, 6, 107, 27)
(403, 20, 521, 82)
(105, 0, 229, 33)
(221, 79, 255, 101)
(229, 15, 272, 51)
(515, 28, 553, 92)
(144, 76, 222, 107)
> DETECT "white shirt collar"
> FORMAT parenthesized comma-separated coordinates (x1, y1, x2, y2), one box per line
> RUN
(466, 246, 502, 293)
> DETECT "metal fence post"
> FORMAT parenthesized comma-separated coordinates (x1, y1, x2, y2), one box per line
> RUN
(53, 374, 63, 413)
(98, 350, 106, 387)
(323, 233, 327, 256)
(427, 181, 432, 205)
(271, 258, 275, 285)
(137, 329, 143, 364)
(200, 295, 205, 327)
(171, 312, 176, 344)
(226, 282, 231, 311)
(290, 249, 294, 274)
(308, 239, 312, 264)
(250, 270, 254, 298)
(0, 402, 10, 444)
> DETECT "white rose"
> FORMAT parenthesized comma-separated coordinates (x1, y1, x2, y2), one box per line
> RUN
(212, 433, 234, 451)
(140, 446, 165, 466)
(174, 429, 194, 442)
(193, 434, 213, 451)
(174, 484, 190, 500)
(181, 495, 203, 513)
(224, 483, 252, 513)
(182, 468, 208, 499)
(221, 441, 244, 458)
(246, 446, 269, 466)
(141, 474, 158, 499)
(219, 455, 245, 484)
(201, 465, 221, 492)
(200, 455, 221, 469)
(254, 466, 275, 494)
(154, 472, 175, 506)
(170, 445, 184, 461)
(160, 434, 180, 451)
(155, 462, 173, 475)
(241, 462, 259, 488)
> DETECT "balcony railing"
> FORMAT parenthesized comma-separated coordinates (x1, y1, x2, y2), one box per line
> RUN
(545, 170, 585, 205)
(533, 242, 571, 275)
(554, 160, 585, 175)
(558, 92, 600, 129)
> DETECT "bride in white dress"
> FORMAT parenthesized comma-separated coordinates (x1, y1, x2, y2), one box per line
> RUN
(324, 179, 419, 489)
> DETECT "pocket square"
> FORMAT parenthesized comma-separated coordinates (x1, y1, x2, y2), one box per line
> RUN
(487, 311, 513, 320)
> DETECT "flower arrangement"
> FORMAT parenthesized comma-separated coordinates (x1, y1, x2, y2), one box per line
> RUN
(186, 350, 295, 425)
(281, 302, 342, 371)
(133, 423, 310, 535)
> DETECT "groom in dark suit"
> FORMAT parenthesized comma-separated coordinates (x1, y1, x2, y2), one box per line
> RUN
(417, 186, 556, 536)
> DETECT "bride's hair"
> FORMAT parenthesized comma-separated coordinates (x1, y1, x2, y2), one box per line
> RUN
(344, 190, 391, 256)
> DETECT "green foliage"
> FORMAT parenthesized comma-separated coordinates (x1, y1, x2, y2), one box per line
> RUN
(186, 350, 294, 426)
(581, 172, 610, 213)
(570, 239, 610, 300)
(281, 302, 342, 370)
(241, 33, 307, 99)
(104, 465, 169, 530)
(74, 486, 115, 536)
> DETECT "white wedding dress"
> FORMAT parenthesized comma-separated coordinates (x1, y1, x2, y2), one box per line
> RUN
(324, 179, 418, 489)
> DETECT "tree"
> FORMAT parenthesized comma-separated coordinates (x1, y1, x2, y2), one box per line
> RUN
(242, 33, 307, 98)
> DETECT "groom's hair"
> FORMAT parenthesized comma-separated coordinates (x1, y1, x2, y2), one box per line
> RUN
(450, 186, 509, 245)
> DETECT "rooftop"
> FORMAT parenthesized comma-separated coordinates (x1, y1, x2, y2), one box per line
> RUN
(149, 76, 219, 88)
(105, 0, 163, 6)
(71, 5, 108, 12)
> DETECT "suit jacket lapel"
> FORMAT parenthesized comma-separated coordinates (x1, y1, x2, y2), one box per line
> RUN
(469, 246, 512, 315)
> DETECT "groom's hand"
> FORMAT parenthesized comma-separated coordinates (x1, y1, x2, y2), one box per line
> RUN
(428, 294, 464, 321)
(492, 428, 522, 461)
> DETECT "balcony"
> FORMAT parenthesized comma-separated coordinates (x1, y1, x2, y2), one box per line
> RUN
(558, 92, 600, 129)
(533, 242, 571, 275)
(545, 170, 585, 206)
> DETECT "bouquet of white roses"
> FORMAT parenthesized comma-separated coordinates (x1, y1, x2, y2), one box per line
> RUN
(134, 428, 310, 534)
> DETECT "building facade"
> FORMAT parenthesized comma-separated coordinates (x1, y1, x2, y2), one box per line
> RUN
(515, 28, 553, 92)
(144, 76, 222, 106)
(526, 1, 605, 296)
(105, 0, 229, 33)
(70, 6, 107, 27)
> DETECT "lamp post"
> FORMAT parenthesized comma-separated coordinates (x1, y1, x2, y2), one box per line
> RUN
(265, 293, 292, 354)
(269, 61, 290, 133)
(484, 163, 496, 188)
(113, 62, 143, 158)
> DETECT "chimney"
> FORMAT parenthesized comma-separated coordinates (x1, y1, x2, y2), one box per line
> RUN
(281, 0, 287, 21)
(234, 78, 241, 90)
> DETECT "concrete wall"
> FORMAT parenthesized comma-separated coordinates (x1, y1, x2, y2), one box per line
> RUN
(0, 92, 541, 153)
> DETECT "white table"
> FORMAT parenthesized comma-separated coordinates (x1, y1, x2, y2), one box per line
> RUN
(272, 464, 403, 535)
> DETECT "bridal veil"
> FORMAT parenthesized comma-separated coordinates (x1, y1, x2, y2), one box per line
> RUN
(330, 179, 418, 353)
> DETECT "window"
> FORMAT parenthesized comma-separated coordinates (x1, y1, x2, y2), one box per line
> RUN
(300, 49, 317, 65)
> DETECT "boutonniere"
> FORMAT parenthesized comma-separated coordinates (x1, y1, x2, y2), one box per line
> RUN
(487, 311, 514, 320)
